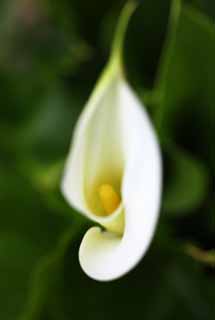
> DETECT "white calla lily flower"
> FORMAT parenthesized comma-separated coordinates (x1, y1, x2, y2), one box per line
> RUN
(62, 2, 162, 281)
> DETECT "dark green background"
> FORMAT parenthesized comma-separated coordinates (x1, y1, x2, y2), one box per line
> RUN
(0, 0, 214, 319)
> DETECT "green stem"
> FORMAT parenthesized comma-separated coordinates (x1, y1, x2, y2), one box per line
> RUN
(109, 1, 137, 71)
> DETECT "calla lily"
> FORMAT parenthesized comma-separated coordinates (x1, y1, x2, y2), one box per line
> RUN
(61, 2, 162, 281)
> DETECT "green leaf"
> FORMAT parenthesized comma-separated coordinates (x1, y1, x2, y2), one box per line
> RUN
(154, 0, 215, 170)
(125, 0, 171, 90)
(163, 144, 208, 215)
(16, 87, 84, 164)
(21, 240, 214, 320)
(20, 224, 86, 320)
(0, 168, 75, 319)
(187, 0, 215, 20)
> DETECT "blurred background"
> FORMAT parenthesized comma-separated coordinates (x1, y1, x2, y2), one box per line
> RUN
(0, 0, 214, 319)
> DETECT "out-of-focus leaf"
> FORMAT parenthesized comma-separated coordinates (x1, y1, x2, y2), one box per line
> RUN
(0, 71, 46, 127)
(0, 0, 89, 76)
(20, 224, 86, 320)
(185, 243, 215, 266)
(163, 144, 208, 215)
(17, 159, 87, 224)
(21, 237, 214, 320)
(153, 0, 215, 171)
(143, 0, 214, 247)
(16, 88, 84, 163)
(187, 0, 215, 20)
(0, 232, 38, 320)
(124, 0, 171, 90)
(0, 0, 91, 131)
(68, 0, 124, 45)
(0, 167, 76, 319)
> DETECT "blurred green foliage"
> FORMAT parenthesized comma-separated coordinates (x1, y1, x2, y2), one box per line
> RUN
(0, 0, 214, 319)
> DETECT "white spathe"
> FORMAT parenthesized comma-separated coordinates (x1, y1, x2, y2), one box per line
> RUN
(62, 62, 162, 281)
